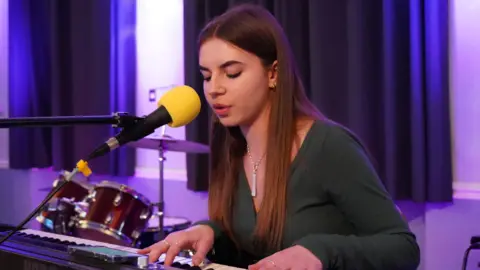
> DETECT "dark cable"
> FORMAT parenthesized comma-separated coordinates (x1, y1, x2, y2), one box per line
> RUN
(462, 243, 480, 270)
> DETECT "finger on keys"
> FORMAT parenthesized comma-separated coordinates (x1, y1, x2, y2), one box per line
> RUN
(148, 249, 165, 263)
(137, 246, 151, 254)
(163, 242, 182, 266)
(137, 242, 169, 263)
(191, 240, 211, 266)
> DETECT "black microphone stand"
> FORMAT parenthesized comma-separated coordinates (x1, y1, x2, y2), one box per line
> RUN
(0, 112, 142, 128)
(0, 112, 144, 247)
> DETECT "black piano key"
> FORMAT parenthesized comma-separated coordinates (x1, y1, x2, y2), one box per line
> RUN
(173, 263, 191, 269)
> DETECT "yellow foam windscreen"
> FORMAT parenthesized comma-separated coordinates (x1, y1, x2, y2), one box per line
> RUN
(158, 85, 201, 128)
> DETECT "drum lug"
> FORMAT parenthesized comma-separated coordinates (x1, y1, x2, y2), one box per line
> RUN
(114, 193, 122, 206)
(131, 230, 140, 239)
(68, 219, 75, 228)
(105, 213, 113, 225)
(139, 209, 150, 220)
(74, 202, 88, 219)
(86, 191, 96, 203)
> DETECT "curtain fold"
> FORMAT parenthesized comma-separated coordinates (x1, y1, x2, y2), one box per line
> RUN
(184, 0, 452, 202)
(8, 0, 136, 176)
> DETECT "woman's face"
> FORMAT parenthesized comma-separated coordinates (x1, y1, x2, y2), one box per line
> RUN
(199, 38, 277, 127)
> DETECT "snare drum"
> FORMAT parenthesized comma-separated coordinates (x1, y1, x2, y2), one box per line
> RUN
(36, 171, 91, 233)
(134, 216, 191, 248)
(74, 181, 153, 246)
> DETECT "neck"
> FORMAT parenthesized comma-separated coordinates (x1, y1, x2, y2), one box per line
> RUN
(240, 108, 270, 159)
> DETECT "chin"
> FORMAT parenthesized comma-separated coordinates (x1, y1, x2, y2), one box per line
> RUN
(217, 117, 240, 127)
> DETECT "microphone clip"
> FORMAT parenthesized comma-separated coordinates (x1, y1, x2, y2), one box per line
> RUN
(112, 112, 144, 129)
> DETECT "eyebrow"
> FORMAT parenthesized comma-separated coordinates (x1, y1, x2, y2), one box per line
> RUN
(199, 60, 244, 71)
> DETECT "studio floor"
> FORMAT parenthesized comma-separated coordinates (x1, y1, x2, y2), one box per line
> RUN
(0, 168, 477, 270)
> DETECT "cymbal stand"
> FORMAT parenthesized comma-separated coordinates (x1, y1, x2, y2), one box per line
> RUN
(152, 140, 166, 240)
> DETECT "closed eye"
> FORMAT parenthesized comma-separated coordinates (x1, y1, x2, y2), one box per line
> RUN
(227, 72, 241, 79)
(202, 72, 240, 82)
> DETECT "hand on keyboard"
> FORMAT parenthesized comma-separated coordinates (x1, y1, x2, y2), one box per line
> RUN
(138, 224, 214, 266)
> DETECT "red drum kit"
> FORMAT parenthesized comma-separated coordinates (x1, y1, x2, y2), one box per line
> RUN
(36, 136, 209, 248)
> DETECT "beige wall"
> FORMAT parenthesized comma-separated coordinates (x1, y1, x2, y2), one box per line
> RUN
(450, 1, 480, 196)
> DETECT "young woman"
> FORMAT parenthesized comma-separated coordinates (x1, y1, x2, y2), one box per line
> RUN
(139, 4, 420, 270)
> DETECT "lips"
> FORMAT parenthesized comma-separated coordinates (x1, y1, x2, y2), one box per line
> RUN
(212, 104, 231, 116)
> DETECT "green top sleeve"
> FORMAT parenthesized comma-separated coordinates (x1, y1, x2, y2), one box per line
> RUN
(192, 220, 224, 241)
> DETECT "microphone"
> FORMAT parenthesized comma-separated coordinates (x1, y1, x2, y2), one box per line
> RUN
(86, 85, 201, 161)
(0, 86, 200, 247)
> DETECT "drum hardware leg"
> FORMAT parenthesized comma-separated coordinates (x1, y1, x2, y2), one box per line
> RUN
(132, 237, 140, 248)
(151, 202, 165, 240)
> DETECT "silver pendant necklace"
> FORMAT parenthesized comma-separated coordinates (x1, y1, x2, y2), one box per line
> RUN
(246, 145, 266, 197)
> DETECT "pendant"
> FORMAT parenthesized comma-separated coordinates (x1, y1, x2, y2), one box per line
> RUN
(251, 172, 257, 197)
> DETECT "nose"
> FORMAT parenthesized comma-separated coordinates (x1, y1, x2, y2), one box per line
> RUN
(207, 76, 226, 97)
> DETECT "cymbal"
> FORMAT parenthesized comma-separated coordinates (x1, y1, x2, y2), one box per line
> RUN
(127, 137, 209, 154)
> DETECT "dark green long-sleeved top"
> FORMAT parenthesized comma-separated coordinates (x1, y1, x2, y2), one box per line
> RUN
(196, 120, 420, 270)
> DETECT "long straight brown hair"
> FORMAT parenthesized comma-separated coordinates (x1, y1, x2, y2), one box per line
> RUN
(198, 4, 323, 253)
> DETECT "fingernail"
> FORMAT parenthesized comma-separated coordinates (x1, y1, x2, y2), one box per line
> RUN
(192, 258, 201, 265)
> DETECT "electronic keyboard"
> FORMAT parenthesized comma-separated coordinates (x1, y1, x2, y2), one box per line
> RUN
(0, 229, 244, 269)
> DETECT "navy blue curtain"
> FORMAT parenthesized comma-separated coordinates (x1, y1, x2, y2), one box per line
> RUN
(8, 0, 136, 176)
(184, 0, 452, 202)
